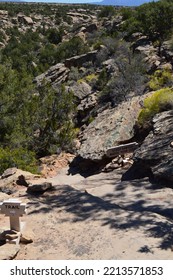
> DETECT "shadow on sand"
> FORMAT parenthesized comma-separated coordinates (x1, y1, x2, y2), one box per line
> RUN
(26, 172, 173, 252)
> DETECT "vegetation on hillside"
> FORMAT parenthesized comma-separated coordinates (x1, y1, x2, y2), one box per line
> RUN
(138, 88, 173, 128)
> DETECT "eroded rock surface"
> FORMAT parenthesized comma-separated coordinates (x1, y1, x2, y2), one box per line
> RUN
(0, 243, 20, 260)
(134, 110, 173, 182)
(78, 96, 145, 161)
(34, 63, 69, 89)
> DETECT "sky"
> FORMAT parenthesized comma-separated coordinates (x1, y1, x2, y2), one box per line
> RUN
(24, 0, 158, 4)
(24, 0, 95, 2)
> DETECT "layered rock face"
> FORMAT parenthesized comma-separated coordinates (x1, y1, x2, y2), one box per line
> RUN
(133, 110, 173, 182)
(65, 51, 97, 68)
(34, 63, 69, 89)
(78, 96, 144, 161)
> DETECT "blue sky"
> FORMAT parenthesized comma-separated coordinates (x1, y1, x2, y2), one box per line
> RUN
(25, 0, 97, 2)
(24, 0, 158, 3)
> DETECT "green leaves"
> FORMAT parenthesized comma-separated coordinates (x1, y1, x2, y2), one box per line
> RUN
(138, 88, 173, 126)
(0, 60, 76, 161)
(99, 41, 147, 106)
(98, 6, 116, 19)
(137, 1, 173, 41)
(148, 68, 173, 91)
(0, 147, 38, 174)
(28, 83, 76, 156)
(121, 1, 173, 43)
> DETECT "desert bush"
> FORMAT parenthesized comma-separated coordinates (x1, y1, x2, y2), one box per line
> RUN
(98, 6, 116, 19)
(120, 7, 134, 20)
(0, 147, 38, 175)
(56, 37, 89, 61)
(148, 68, 173, 90)
(138, 87, 173, 126)
(96, 68, 108, 91)
(46, 28, 62, 44)
(78, 73, 98, 88)
(122, 0, 173, 49)
(0, 61, 77, 158)
(99, 41, 147, 106)
(68, 67, 81, 82)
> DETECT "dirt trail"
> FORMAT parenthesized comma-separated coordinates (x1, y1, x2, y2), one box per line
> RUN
(11, 167, 173, 260)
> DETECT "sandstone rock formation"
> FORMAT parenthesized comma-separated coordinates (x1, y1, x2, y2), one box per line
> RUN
(34, 63, 69, 89)
(133, 36, 161, 73)
(27, 182, 53, 194)
(0, 243, 20, 260)
(161, 41, 173, 66)
(70, 81, 92, 100)
(17, 14, 33, 25)
(133, 110, 173, 182)
(0, 168, 40, 194)
(65, 50, 97, 68)
(78, 95, 145, 161)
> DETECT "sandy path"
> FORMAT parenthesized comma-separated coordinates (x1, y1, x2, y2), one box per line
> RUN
(12, 167, 173, 260)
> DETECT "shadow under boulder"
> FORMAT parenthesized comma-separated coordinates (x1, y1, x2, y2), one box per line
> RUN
(68, 155, 111, 177)
(121, 161, 154, 181)
(131, 110, 173, 184)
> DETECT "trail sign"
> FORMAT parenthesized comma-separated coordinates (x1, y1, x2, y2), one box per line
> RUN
(0, 199, 26, 232)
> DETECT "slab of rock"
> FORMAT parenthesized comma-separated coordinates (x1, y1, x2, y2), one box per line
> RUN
(17, 14, 33, 25)
(133, 110, 173, 182)
(0, 169, 40, 194)
(78, 95, 146, 161)
(1, 168, 18, 179)
(77, 92, 98, 123)
(85, 23, 98, 33)
(27, 182, 53, 194)
(161, 41, 173, 64)
(34, 63, 69, 89)
(70, 81, 92, 100)
(20, 228, 34, 244)
(0, 192, 9, 201)
(65, 51, 97, 68)
(133, 37, 161, 73)
(0, 243, 20, 260)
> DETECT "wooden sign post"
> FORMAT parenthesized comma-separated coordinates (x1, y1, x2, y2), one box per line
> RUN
(0, 199, 26, 232)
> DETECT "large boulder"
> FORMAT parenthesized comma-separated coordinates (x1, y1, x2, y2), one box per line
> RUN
(34, 63, 69, 89)
(78, 95, 145, 161)
(133, 110, 173, 182)
(17, 14, 33, 25)
(161, 41, 173, 64)
(70, 81, 92, 101)
(132, 35, 163, 73)
(27, 182, 53, 194)
(65, 51, 97, 68)
(0, 168, 40, 194)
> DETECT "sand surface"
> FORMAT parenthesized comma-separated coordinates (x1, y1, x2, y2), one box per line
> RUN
(3, 167, 171, 260)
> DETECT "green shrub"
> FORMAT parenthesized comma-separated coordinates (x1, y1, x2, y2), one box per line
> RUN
(46, 28, 62, 44)
(98, 6, 116, 19)
(68, 67, 81, 81)
(96, 68, 108, 90)
(88, 115, 95, 124)
(148, 68, 173, 90)
(138, 87, 173, 126)
(0, 147, 38, 175)
(120, 7, 134, 20)
(93, 41, 103, 50)
(78, 73, 98, 87)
